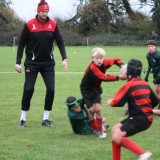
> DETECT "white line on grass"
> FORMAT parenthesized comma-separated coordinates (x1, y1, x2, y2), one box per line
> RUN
(0, 71, 119, 74)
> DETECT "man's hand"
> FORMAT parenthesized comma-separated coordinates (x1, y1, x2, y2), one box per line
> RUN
(15, 64, 22, 73)
(62, 59, 68, 72)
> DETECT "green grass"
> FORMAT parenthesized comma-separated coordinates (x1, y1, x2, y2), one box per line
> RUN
(0, 46, 160, 160)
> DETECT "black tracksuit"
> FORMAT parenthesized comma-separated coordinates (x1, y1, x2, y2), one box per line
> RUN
(16, 15, 67, 111)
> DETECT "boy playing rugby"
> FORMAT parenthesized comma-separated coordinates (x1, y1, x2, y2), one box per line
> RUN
(80, 47, 126, 138)
(107, 59, 158, 160)
(145, 40, 160, 109)
(66, 96, 109, 135)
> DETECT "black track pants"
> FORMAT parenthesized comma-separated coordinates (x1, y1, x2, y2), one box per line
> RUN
(21, 59, 55, 111)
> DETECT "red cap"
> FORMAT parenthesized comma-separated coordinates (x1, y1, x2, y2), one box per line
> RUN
(37, 0, 49, 12)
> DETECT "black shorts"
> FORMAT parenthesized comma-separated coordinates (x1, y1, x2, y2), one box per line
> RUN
(120, 115, 152, 137)
(81, 89, 101, 109)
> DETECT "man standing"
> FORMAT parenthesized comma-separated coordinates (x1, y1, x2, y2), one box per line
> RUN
(15, 0, 68, 128)
(151, 31, 160, 42)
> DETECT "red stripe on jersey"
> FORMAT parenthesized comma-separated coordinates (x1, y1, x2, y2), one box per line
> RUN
(110, 78, 157, 121)
(131, 89, 151, 97)
(147, 115, 154, 121)
(135, 98, 152, 105)
(141, 107, 152, 113)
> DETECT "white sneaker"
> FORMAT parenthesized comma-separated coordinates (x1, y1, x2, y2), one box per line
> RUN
(137, 151, 152, 160)
(93, 130, 107, 138)
(99, 132, 107, 138)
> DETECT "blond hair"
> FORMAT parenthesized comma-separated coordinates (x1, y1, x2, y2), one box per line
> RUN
(91, 48, 106, 57)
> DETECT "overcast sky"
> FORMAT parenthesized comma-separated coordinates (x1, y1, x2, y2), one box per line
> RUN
(10, 0, 151, 21)
(10, 0, 75, 21)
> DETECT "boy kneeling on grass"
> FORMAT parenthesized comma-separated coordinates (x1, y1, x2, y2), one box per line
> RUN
(66, 96, 109, 137)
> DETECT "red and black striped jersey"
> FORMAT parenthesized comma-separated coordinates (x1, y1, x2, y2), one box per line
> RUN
(16, 16, 67, 64)
(110, 78, 158, 121)
(80, 58, 123, 91)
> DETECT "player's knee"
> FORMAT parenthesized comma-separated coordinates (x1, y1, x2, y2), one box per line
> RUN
(112, 130, 122, 144)
(94, 104, 101, 113)
(88, 107, 95, 114)
(112, 134, 120, 143)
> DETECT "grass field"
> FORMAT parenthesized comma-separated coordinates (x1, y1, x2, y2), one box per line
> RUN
(0, 46, 160, 160)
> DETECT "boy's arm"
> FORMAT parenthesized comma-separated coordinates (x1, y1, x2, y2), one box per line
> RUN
(82, 106, 89, 119)
(80, 99, 89, 119)
(114, 58, 124, 67)
(107, 82, 130, 107)
(144, 65, 151, 82)
(103, 58, 124, 68)
(150, 88, 158, 108)
(91, 65, 119, 81)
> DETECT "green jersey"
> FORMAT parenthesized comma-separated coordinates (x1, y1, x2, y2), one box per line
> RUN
(145, 50, 160, 83)
(67, 100, 93, 135)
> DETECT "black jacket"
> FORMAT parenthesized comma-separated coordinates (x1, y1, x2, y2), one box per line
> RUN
(16, 15, 67, 64)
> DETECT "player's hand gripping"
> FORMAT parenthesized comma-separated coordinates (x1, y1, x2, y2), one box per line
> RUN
(119, 73, 127, 80)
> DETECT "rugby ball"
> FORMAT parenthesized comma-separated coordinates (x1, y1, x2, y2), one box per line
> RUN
(119, 64, 128, 75)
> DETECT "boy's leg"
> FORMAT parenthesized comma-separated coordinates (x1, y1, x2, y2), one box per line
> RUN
(112, 122, 147, 158)
(90, 118, 97, 130)
(88, 108, 102, 132)
(119, 118, 150, 157)
(155, 84, 160, 109)
(119, 137, 145, 156)
(87, 104, 98, 130)
(112, 141, 121, 160)
(95, 104, 107, 138)
(96, 117, 102, 132)
(120, 137, 153, 160)
(95, 103, 103, 132)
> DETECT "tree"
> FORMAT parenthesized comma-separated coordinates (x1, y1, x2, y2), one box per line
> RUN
(151, 1, 160, 29)
(77, 0, 110, 35)
(67, 0, 146, 35)
(0, 0, 24, 45)
(139, 0, 160, 30)
(63, 0, 157, 44)
(0, 0, 12, 7)
(0, 0, 23, 31)
(0, 0, 12, 23)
